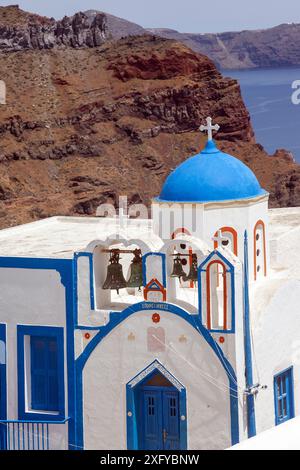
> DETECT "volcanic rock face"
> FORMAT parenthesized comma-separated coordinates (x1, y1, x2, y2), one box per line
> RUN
(4, 6, 300, 71)
(0, 5, 107, 51)
(148, 24, 300, 70)
(0, 7, 299, 228)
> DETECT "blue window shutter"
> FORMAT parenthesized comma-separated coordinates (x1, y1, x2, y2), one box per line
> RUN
(31, 337, 47, 410)
(274, 368, 295, 426)
(47, 339, 59, 411)
(30, 336, 59, 411)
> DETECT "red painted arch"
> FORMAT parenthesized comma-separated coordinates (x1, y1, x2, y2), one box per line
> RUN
(213, 226, 238, 256)
(171, 227, 191, 239)
(253, 220, 267, 280)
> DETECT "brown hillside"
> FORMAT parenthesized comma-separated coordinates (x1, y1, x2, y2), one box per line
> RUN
(0, 19, 299, 228)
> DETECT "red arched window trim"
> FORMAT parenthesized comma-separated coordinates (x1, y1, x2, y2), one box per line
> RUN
(253, 220, 267, 280)
(206, 260, 228, 331)
(213, 226, 238, 256)
(171, 227, 191, 239)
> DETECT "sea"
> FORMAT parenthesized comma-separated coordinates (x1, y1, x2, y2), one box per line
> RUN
(223, 67, 300, 163)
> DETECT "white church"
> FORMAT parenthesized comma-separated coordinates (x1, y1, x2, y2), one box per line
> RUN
(0, 116, 299, 450)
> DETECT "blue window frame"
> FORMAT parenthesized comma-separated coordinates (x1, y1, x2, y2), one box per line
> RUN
(274, 367, 295, 426)
(17, 326, 65, 421)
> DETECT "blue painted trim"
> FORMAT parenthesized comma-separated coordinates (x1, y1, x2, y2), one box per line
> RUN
(199, 249, 235, 271)
(74, 252, 95, 314)
(243, 231, 256, 438)
(274, 367, 295, 426)
(126, 360, 187, 450)
(0, 256, 71, 285)
(143, 253, 166, 288)
(17, 325, 65, 422)
(75, 326, 101, 331)
(198, 250, 235, 334)
(75, 301, 239, 449)
(146, 280, 164, 291)
(64, 259, 76, 451)
(0, 324, 7, 449)
(0, 256, 76, 450)
(0, 324, 6, 421)
(128, 359, 185, 390)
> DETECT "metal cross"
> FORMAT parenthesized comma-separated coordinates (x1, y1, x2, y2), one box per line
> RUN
(212, 230, 227, 245)
(199, 117, 220, 141)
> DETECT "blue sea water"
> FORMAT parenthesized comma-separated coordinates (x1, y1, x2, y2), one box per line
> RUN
(224, 67, 300, 163)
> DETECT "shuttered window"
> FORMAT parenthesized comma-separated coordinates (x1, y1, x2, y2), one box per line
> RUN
(274, 368, 294, 425)
(30, 336, 59, 411)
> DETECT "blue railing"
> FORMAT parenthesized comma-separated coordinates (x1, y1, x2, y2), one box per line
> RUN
(0, 418, 69, 450)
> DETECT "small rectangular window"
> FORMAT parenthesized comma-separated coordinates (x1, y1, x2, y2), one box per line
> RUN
(274, 368, 294, 425)
(17, 325, 65, 421)
(30, 336, 59, 412)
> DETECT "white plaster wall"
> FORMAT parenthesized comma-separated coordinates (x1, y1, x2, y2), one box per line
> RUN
(82, 310, 232, 450)
(252, 279, 300, 434)
(0, 267, 69, 449)
(152, 203, 204, 240)
(153, 197, 269, 283)
(203, 198, 268, 281)
(77, 256, 92, 325)
(270, 226, 300, 276)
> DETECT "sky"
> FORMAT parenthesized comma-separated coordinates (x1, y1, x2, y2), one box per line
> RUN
(0, 0, 300, 33)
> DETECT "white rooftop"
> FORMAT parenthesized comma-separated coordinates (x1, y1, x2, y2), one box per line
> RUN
(229, 416, 300, 450)
(0, 216, 158, 259)
(0, 207, 298, 261)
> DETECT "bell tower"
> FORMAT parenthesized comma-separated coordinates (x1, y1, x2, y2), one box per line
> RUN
(152, 116, 269, 282)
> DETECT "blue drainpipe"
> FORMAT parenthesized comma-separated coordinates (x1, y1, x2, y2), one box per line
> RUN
(244, 230, 256, 438)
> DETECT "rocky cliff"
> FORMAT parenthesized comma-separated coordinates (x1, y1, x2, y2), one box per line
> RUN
(0, 5, 107, 51)
(148, 24, 300, 70)
(0, 6, 299, 229)
(3, 5, 300, 70)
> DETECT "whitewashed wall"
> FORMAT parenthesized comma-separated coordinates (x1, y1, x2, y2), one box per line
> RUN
(82, 310, 232, 450)
(252, 279, 300, 434)
(152, 196, 269, 283)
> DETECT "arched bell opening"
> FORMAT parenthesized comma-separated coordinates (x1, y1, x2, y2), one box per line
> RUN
(162, 238, 207, 313)
(93, 241, 145, 310)
(206, 260, 228, 330)
(199, 253, 235, 333)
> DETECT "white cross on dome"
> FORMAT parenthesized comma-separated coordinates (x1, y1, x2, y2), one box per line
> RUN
(199, 117, 220, 141)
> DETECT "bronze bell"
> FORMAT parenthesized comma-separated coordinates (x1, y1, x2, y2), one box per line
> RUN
(127, 249, 143, 290)
(171, 255, 186, 279)
(102, 250, 127, 294)
(182, 254, 198, 283)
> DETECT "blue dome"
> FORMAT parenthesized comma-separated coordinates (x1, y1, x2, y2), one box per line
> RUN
(157, 140, 267, 203)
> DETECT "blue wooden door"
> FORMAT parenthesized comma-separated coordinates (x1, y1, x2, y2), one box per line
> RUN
(162, 391, 180, 450)
(141, 388, 180, 450)
(142, 390, 163, 450)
